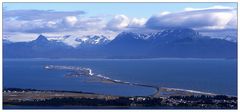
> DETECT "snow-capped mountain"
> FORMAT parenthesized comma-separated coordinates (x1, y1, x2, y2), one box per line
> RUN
(111, 28, 202, 42)
(108, 28, 202, 46)
(115, 32, 153, 40)
(200, 30, 237, 42)
(47, 35, 110, 48)
(105, 28, 236, 58)
(151, 28, 201, 39)
(3, 28, 237, 59)
(79, 35, 110, 45)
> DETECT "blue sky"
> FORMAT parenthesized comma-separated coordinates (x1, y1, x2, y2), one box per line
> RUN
(4, 3, 237, 18)
(3, 3, 237, 43)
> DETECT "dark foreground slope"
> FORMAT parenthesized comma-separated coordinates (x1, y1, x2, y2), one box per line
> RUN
(3, 88, 237, 109)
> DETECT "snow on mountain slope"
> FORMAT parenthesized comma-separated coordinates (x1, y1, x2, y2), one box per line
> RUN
(48, 35, 110, 47)
(200, 30, 237, 42)
(3, 28, 237, 58)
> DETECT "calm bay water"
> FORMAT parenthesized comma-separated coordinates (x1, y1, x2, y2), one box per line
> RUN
(3, 58, 237, 96)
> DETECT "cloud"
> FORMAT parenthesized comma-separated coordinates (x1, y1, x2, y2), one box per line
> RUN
(106, 15, 130, 31)
(3, 9, 119, 42)
(3, 32, 39, 42)
(3, 17, 60, 33)
(184, 5, 235, 11)
(63, 16, 78, 27)
(3, 9, 106, 33)
(3, 9, 86, 33)
(3, 5, 237, 42)
(146, 6, 237, 31)
(106, 15, 147, 31)
(128, 18, 147, 28)
(159, 11, 171, 15)
(75, 16, 107, 30)
(3, 9, 85, 21)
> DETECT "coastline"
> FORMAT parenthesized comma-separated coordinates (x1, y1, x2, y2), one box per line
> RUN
(3, 57, 237, 61)
(3, 88, 237, 109)
(3, 61, 237, 109)
(44, 65, 232, 97)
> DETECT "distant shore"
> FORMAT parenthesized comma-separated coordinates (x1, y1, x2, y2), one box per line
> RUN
(3, 57, 236, 61)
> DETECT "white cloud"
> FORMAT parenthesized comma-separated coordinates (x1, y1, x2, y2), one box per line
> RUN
(3, 9, 85, 21)
(3, 6, 237, 42)
(106, 14, 130, 31)
(75, 17, 107, 30)
(63, 16, 78, 27)
(160, 11, 171, 15)
(3, 10, 107, 34)
(3, 32, 39, 42)
(106, 15, 147, 31)
(128, 18, 147, 28)
(46, 21, 57, 28)
(146, 6, 237, 31)
(184, 5, 235, 11)
(225, 11, 237, 29)
(3, 9, 116, 42)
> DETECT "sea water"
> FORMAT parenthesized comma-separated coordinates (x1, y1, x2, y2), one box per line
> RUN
(3, 58, 237, 96)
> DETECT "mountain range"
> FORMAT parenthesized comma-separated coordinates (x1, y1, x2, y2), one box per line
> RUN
(3, 28, 237, 59)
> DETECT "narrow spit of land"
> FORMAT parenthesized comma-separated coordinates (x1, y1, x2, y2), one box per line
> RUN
(3, 65, 237, 109)
(44, 65, 216, 97)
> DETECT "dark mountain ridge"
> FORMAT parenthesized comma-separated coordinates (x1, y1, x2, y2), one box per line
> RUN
(3, 28, 237, 59)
